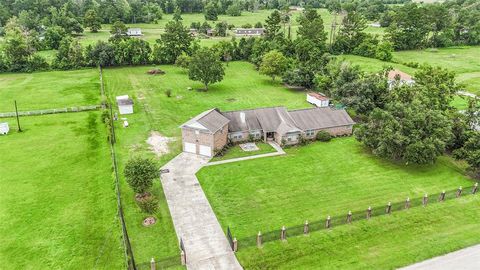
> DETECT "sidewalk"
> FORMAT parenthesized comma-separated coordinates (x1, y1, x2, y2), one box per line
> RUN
(206, 141, 285, 167)
(400, 244, 480, 270)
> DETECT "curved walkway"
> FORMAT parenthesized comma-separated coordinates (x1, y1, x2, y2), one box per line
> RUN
(160, 153, 243, 270)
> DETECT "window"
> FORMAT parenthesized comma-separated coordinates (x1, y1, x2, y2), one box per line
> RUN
(195, 130, 199, 135)
(250, 132, 260, 138)
(306, 130, 315, 137)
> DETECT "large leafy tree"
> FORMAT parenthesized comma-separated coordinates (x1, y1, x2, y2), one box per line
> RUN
(297, 9, 327, 52)
(153, 20, 192, 64)
(53, 37, 85, 69)
(259, 50, 288, 81)
(265, 10, 282, 41)
(188, 47, 225, 90)
(333, 11, 367, 53)
(84, 9, 101, 32)
(124, 157, 158, 195)
(204, 2, 218, 21)
(386, 3, 430, 50)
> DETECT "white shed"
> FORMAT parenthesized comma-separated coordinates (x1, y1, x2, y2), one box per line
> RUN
(127, 28, 142, 36)
(116, 95, 134, 115)
(307, 92, 330, 108)
(0, 122, 10, 135)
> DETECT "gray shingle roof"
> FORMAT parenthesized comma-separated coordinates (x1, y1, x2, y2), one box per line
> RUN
(289, 107, 355, 130)
(221, 109, 262, 132)
(181, 108, 230, 133)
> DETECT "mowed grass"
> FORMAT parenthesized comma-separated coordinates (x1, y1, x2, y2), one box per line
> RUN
(0, 68, 101, 112)
(197, 137, 479, 268)
(0, 112, 124, 269)
(210, 142, 276, 162)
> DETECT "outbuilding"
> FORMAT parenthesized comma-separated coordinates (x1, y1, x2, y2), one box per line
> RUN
(0, 122, 10, 135)
(307, 92, 330, 107)
(116, 95, 134, 115)
(127, 28, 142, 36)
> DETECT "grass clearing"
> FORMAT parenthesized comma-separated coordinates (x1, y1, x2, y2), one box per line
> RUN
(0, 68, 100, 112)
(0, 112, 124, 269)
(211, 142, 276, 162)
(197, 137, 479, 268)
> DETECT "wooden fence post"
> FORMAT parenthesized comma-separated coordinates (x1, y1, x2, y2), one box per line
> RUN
(439, 191, 446, 202)
(150, 258, 156, 270)
(405, 197, 410, 209)
(181, 250, 186, 266)
(303, 220, 309, 235)
(257, 231, 262, 248)
(233, 238, 238, 252)
(346, 211, 352, 223)
(280, 226, 286, 241)
(422, 194, 428, 206)
(386, 202, 392, 214)
(366, 206, 372, 219)
(456, 186, 463, 198)
(325, 216, 331, 228)
(472, 183, 478, 194)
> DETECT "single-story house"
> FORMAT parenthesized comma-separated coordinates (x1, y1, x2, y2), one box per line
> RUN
(206, 29, 216, 37)
(127, 28, 142, 36)
(235, 28, 265, 37)
(116, 95, 134, 115)
(307, 92, 330, 107)
(0, 122, 9, 135)
(388, 69, 414, 88)
(180, 106, 355, 157)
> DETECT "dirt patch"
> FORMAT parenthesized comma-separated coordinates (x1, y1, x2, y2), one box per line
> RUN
(146, 131, 175, 156)
(135, 192, 152, 202)
(143, 216, 156, 227)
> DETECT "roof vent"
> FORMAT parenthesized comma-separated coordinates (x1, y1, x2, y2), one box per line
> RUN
(240, 112, 246, 124)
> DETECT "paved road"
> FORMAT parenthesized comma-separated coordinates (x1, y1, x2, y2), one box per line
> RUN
(206, 141, 285, 167)
(160, 153, 243, 270)
(400, 244, 480, 270)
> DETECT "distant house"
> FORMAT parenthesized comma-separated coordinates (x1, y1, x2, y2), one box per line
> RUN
(116, 95, 134, 115)
(189, 28, 198, 36)
(180, 106, 355, 157)
(127, 28, 142, 36)
(235, 28, 265, 37)
(369, 22, 381, 28)
(289, 6, 305, 11)
(206, 29, 216, 37)
(388, 69, 415, 88)
(307, 92, 330, 108)
(0, 122, 9, 135)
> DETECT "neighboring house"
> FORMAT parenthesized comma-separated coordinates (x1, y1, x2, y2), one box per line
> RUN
(180, 106, 355, 157)
(127, 28, 142, 36)
(116, 95, 134, 115)
(189, 28, 198, 36)
(388, 69, 415, 88)
(235, 28, 265, 37)
(369, 22, 381, 28)
(0, 122, 9, 135)
(206, 29, 216, 37)
(307, 92, 330, 108)
(289, 6, 305, 11)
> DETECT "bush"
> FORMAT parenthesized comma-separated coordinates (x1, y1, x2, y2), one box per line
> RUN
(165, 89, 172, 97)
(316, 130, 332, 142)
(124, 157, 158, 195)
(137, 195, 159, 214)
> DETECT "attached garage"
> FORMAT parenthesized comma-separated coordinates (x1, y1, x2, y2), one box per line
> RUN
(184, 142, 196, 154)
(199, 145, 212, 157)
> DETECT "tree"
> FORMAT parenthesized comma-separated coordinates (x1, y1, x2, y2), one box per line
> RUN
(153, 20, 192, 64)
(44, 26, 66, 50)
(332, 11, 367, 54)
(265, 10, 282, 40)
(297, 9, 327, 51)
(53, 37, 85, 69)
(204, 2, 218, 21)
(215, 21, 228, 37)
(110, 20, 128, 41)
(375, 41, 393, 61)
(3, 18, 35, 71)
(226, 3, 241, 16)
(259, 50, 288, 81)
(175, 52, 191, 69)
(188, 48, 225, 90)
(386, 3, 430, 50)
(85, 41, 116, 67)
(84, 9, 101, 32)
(461, 133, 480, 178)
(115, 38, 151, 65)
(124, 157, 158, 195)
(173, 7, 182, 21)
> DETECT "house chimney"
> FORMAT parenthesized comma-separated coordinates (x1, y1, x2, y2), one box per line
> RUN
(240, 112, 246, 124)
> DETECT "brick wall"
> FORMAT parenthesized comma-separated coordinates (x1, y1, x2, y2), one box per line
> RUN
(213, 124, 229, 152)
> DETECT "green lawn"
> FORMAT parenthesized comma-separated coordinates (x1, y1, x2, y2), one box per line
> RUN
(197, 137, 479, 268)
(0, 112, 124, 269)
(211, 142, 276, 162)
(0, 68, 101, 112)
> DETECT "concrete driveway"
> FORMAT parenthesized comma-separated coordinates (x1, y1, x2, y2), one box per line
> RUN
(400, 244, 480, 270)
(160, 152, 242, 270)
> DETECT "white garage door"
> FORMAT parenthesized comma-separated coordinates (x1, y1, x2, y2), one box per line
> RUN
(199, 145, 212, 157)
(184, 142, 196, 154)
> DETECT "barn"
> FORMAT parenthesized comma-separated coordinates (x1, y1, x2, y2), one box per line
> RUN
(180, 109, 229, 157)
(116, 95, 134, 115)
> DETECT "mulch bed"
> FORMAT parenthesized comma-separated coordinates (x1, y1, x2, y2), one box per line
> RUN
(142, 216, 156, 227)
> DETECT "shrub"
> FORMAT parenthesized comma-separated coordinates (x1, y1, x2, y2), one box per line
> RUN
(298, 135, 309, 146)
(124, 157, 158, 195)
(165, 89, 172, 97)
(316, 130, 332, 142)
(137, 195, 159, 214)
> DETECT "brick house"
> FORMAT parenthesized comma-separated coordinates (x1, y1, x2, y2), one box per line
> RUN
(180, 106, 355, 157)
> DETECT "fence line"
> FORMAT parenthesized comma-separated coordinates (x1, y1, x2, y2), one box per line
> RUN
(230, 184, 479, 250)
(100, 66, 137, 270)
(0, 105, 101, 118)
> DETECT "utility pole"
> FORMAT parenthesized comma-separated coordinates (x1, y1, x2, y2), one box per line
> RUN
(14, 100, 22, 132)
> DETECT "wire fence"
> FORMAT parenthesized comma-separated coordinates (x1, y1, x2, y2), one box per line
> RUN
(230, 184, 479, 250)
(136, 255, 183, 270)
(0, 105, 101, 118)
